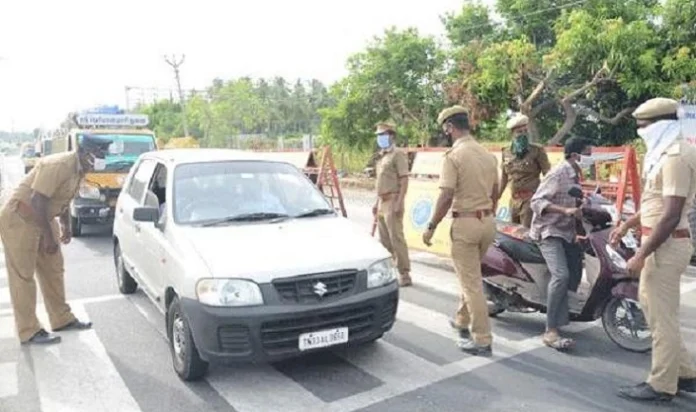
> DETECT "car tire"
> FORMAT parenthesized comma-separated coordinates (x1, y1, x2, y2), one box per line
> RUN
(71, 216, 82, 237)
(114, 243, 137, 294)
(167, 296, 209, 381)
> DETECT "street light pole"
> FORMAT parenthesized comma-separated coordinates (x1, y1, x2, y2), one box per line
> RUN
(164, 54, 190, 137)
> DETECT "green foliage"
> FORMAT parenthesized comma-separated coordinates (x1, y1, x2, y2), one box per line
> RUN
(132, 0, 696, 154)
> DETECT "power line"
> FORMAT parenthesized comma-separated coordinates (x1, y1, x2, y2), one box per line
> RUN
(447, 0, 589, 36)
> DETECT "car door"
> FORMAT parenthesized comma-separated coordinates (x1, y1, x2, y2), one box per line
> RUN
(117, 158, 158, 291)
(138, 162, 170, 299)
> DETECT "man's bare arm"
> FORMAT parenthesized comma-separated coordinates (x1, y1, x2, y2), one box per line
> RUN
(430, 188, 454, 228)
(635, 197, 684, 259)
(59, 208, 70, 229)
(620, 211, 641, 230)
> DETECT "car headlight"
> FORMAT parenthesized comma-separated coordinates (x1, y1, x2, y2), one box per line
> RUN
(605, 244, 627, 270)
(196, 278, 264, 307)
(367, 258, 397, 289)
(79, 183, 102, 200)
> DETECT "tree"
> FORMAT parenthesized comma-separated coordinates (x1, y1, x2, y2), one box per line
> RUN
(320, 27, 446, 149)
(445, 1, 695, 145)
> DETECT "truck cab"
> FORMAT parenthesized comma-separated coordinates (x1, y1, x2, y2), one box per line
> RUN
(57, 111, 157, 236)
(20, 142, 41, 174)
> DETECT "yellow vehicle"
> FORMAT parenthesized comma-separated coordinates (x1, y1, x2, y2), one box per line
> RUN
(53, 111, 157, 236)
(20, 142, 41, 174)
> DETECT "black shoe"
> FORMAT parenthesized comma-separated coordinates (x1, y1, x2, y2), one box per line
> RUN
(457, 338, 492, 357)
(678, 378, 696, 393)
(617, 382, 673, 403)
(53, 319, 93, 332)
(448, 318, 471, 339)
(21, 329, 61, 345)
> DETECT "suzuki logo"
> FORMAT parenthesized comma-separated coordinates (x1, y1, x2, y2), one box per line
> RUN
(313, 281, 328, 297)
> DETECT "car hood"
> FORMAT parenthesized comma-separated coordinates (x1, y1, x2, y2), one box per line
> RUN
(179, 216, 390, 283)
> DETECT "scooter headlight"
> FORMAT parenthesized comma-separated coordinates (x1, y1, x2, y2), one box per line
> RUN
(605, 244, 627, 270)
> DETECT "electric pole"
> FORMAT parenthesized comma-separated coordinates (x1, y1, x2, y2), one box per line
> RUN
(164, 54, 190, 137)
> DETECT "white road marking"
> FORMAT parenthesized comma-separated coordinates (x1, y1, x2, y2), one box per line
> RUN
(207, 364, 326, 412)
(29, 303, 141, 412)
(0, 287, 10, 306)
(0, 361, 18, 398)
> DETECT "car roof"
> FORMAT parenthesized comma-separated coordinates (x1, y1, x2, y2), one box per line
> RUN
(140, 148, 294, 167)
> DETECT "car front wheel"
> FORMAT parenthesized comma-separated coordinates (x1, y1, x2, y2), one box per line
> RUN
(114, 243, 137, 294)
(167, 296, 209, 381)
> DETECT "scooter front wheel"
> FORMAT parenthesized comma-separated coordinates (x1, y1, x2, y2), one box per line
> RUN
(601, 297, 652, 353)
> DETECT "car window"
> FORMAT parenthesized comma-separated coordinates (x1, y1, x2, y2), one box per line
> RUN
(172, 161, 331, 224)
(127, 159, 157, 203)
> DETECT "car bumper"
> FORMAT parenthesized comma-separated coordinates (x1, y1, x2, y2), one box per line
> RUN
(180, 282, 399, 364)
(72, 198, 116, 223)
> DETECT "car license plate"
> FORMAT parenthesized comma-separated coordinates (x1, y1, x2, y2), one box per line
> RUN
(298, 327, 349, 351)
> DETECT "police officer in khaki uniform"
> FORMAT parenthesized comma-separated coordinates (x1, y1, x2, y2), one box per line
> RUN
(0, 135, 112, 345)
(422, 106, 498, 356)
(499, 113, 550, 227)
(611, 98, 696, 402)
(371, 122, 412, 286)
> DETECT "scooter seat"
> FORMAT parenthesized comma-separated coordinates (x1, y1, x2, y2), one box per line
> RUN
(495, 232, 546, 264)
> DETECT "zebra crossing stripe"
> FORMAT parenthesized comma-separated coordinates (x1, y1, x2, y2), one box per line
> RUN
(0, 361, 18, 398)
(28, 303, 141, 412)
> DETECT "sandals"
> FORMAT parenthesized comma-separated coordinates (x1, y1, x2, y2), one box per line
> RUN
(543, 334, 575, 351)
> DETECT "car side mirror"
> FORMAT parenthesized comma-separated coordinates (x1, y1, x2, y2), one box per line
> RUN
(133, 206, 159, 223)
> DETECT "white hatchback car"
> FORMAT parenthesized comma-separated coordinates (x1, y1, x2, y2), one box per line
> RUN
(112, 149, 399, 381)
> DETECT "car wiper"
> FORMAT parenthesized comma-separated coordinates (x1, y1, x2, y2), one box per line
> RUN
(294, 208, 336, 218)
(200, 212, 290, 226)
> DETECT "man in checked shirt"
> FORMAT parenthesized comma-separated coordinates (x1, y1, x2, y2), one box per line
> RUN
(529, 137, 592, 351)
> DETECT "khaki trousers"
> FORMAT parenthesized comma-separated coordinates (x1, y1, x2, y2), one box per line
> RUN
(451, 215, 496, 345)
(0, 203, 76, 342)
(377, 198, 410, 275)
(639, 236, 696, 394)
(510, 197, 533, 228)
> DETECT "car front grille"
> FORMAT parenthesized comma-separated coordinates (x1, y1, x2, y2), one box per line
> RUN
(260, 304, 375, 355)
(272, 270, 358, 304)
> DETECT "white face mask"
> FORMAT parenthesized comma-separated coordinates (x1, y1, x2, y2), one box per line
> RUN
(637, 120, 678, 152)
(92, 156, 106, 171)
(577, 154, 594, 169)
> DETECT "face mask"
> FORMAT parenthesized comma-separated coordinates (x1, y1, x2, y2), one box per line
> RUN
(511, 134, 529, 157)
(377, 133, 391, 149)
(636, 120, 677, 153)
(577, 154, 594, 169)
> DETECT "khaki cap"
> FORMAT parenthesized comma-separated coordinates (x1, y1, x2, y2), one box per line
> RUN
(632, 98, 679, 120)
(437, 105, 468, 125)
(375, 121, 396, 134)
(506, 113, 529, 130)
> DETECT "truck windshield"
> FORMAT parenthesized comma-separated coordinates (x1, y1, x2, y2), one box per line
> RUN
(78, 133, 156, 172)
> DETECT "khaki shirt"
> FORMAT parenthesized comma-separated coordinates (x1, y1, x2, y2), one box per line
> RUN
(501, 143, 550, 193)
(439, 136, 498, 212)
(10, 151, 83, 219)
(641, 140, 696, 230)
(376, 147, 409, 196)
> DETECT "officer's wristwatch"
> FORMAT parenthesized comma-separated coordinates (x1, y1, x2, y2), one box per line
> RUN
(427, 222, 437, 231)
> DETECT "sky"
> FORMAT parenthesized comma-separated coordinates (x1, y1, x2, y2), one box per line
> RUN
(0, 0, 478, 132)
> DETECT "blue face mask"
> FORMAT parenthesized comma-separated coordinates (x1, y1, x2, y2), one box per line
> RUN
(377, 133, 391, 149)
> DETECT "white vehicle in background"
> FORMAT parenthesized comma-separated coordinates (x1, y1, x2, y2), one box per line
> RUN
(112, 149, 398, 381)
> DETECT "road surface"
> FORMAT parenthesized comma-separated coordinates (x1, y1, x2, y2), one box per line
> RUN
(0, 156, 695, 412)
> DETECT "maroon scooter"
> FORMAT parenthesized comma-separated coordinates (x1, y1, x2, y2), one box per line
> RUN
(482, 187, 651, 352)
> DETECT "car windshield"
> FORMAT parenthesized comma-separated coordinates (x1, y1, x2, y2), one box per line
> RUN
(172, 160, 332, 225)
(78, 133, 156, 172)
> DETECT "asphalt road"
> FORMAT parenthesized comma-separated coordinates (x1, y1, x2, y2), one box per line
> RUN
(0, 155, 695, 412)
